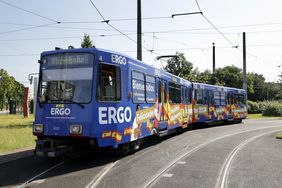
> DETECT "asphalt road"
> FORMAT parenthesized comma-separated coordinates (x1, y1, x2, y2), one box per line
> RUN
(1, 119, 282, 188)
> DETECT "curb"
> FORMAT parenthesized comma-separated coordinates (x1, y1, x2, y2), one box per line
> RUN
(0, 148, 34, 165)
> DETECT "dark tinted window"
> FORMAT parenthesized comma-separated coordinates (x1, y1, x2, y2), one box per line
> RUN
(97, 64, 121, 101)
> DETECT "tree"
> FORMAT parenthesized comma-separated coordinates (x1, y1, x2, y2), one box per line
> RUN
(0, 69, 24, 111)
(247, 73, 265, 101)
(81, 34, 95, 48)
(213, 65, 242, 88)
(164, 52, 193, 78)
(192, 69, 213, 84)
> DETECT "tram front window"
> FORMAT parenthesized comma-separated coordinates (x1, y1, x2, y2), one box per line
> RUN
(39, 53, 94, 104)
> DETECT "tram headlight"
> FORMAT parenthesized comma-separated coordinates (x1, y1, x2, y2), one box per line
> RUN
(34, 124, 43, 133)
(70, 125, 83, 135)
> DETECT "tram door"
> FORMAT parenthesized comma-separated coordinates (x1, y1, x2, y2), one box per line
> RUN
(158, 79, 167, 121)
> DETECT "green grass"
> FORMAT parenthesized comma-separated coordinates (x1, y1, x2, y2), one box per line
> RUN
(247, 114, 263, 119)
(247, 114, 281, 119)
(0, 114, 35, 153)
(276, 132, 282, 139)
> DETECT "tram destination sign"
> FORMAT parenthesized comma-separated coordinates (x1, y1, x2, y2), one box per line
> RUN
(43, 53, 93, 67)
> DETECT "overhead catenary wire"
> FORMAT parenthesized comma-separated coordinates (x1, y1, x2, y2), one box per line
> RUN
(0, 0, 60, 24)
(194, 0, 279, 68)
(88, 0, 157, 55)
(3, 20, 282, 37)
(195, 0, 236, 48)
(0, 23, 59, 35)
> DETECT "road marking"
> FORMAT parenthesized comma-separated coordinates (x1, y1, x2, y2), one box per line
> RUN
(162, 173, 173, 178)
(142, 124, 282, 188)
(16, 162, 64, 188)
(30, 179, 46, 184)
(85, 160, 118, 188)
(217, 129, 282, 188)
(177, 161, 186, 164)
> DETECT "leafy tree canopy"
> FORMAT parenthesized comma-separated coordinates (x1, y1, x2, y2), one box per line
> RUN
(164, 52, 193, 78)
(81, 33, 95, 48)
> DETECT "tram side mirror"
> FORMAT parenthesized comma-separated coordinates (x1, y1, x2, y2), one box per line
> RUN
(38, 60, 43, 64)
(39, 95, 45, 104)
(29, 76, 33, 84)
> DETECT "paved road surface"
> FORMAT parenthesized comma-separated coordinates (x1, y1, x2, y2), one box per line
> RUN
(1, 119, 282, 188)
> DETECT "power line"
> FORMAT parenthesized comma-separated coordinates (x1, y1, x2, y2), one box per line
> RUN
(194, 1, 277, 69)
(62, 16, 172, 24)
(0, 23, 58, 35)
(89, 0, 108, 22)
(195, 0, 236, 47)
(0, 0, 60, 23)
(0, 42, 29, 54)
(0, 54, 37, 57)
(88, 0, 156, 55)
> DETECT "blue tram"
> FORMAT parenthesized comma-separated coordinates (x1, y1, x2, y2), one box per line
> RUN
(33, 47, 247, 157)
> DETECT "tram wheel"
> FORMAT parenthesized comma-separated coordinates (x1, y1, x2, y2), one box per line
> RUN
(117, 143, 131, 156)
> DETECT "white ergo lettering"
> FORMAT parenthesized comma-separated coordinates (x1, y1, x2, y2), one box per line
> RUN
(50, 108, 71, 116)
(99, 106, 131, 124)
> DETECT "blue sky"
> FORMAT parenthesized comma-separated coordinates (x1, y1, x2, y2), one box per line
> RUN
(1, 0, 282, 91)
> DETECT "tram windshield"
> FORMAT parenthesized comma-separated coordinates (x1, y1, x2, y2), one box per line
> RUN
(39, 53, 94, 104)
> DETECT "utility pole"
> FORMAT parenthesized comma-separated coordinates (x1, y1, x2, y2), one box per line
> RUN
(243, 32, 247, 99)
(212, 42, 215, 73)
(137, 0, 142, 61)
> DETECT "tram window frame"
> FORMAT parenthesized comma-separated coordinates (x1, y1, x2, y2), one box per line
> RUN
(181, 86, 187, 104)
(227, 93, 233, 105)
(96, 63, 121, 102)
(234, 94, 246, 105)
(205, 90, 213, 105)
(158, 80, 162, 103)
(196, 89, 203, 104)
(145, 75, 156, 103)
(220, 91, 226, 105)
(188, 88, 192, 104)
(169, 82, 181, 104)
(132, 71, 145, 103)
(214, 91, 221, 105)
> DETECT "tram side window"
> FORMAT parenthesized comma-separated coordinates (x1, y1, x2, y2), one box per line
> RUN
(169, 82, 181, 104)
(132, 71, 145, 103)
(188, 88, 192, 104)
(220, 91, 226, 105)
(158, 80, 162, 103)
(181, 87, 185, 103)
(227, 93, 233, 104)
(146, 75, 155, 103)
(196, 89, 203, 104)
(205, 90, 213, 105)
(234, 94, 246, 105)
(181, 87, 188, 104)
(97, 64, 121, 101)
(214, 91, 220, 105)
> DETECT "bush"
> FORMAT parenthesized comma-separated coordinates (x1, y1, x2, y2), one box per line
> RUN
(247, 100, 260, 114)
(258, 101, 267, 113)
(262, 101, 282, 117)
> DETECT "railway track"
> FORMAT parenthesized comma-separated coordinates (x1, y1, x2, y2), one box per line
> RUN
(142, 125, 282, 188)
(2, 120, 282, 188)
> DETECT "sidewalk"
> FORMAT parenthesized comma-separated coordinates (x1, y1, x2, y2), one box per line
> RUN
(0, 147, 34, 165)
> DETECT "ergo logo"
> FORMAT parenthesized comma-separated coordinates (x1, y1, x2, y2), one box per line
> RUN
(99, 106, 131, 124)
(111, 54, 127, 65)
(51, 108, 71, 116)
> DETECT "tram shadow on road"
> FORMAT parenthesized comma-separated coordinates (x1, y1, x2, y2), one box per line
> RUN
(0, 149, 121, 187)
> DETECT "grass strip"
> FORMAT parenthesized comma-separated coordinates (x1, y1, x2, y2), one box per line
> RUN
(0, 115, 35, 153)
(276, 132, 282, 139)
